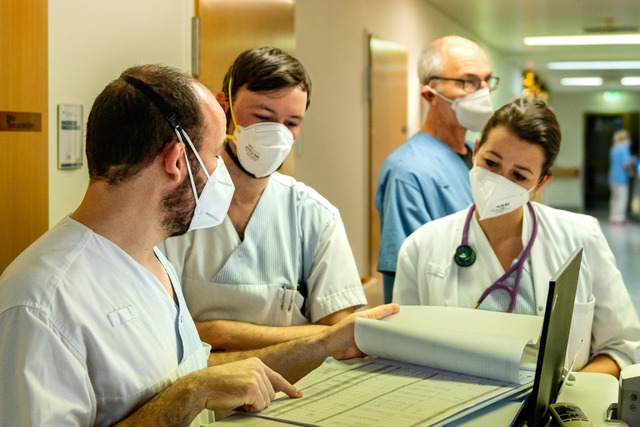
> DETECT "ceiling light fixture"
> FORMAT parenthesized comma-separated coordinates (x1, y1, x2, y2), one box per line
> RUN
(547, 61, 640, 70)
(621, 77, 640, 86)
(560, 77, 603, 86)
(524, 34, 640, 46)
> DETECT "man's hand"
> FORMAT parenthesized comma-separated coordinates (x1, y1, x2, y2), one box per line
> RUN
(116, 357, 301, 426)
(200, 357, 302, 412)
(323, 303, 400, 361)
(205, 304, 400, 386)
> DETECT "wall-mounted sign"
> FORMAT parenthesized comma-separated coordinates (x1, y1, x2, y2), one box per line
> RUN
(0, 111, 42, 132)
(58, 104, 83, 169)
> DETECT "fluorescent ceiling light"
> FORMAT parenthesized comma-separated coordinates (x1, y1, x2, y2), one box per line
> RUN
(524, 34, 640, 46)
(560, 77, 603, 86)
(621, 77, 640, 86)
(547, 61, 640, 70)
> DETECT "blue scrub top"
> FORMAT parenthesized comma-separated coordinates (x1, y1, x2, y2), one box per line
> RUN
(376, 132, 473, 273)
(609, 143, 632, 185)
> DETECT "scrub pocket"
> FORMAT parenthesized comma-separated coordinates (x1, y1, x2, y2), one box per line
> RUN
(566, 295, 595, 370)
(186, 280, 307, 326)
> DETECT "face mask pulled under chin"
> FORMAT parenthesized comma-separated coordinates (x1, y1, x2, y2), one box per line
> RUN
(229, 122, 294, 178)
(469, 166, 535, 220)
(426, 86, 493, 132)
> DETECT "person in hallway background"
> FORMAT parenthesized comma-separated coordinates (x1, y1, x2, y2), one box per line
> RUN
(609, 128, 635, 225)
(0, 64, 399, 426)
(376, 35, 497, 303)
(160, 47, 367, 352)
(394, 98, 640, 378)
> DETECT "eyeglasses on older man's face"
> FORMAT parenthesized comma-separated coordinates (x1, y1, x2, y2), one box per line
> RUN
(427, 75, 500, 93)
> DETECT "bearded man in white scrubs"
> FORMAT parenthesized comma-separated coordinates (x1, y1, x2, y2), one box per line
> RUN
(0, 64, 399, 426)
(161, 47, 368, 351)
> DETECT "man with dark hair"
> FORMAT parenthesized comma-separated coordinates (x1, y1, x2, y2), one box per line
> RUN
(161, 47, 367, 351)
(0, 64, 398, 426)
(376, 35, 498, 303)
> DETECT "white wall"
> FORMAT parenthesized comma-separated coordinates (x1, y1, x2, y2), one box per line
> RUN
(294, 0, 521, 275)
(544, 90, 640, 211)
(48, 0, 193, 225)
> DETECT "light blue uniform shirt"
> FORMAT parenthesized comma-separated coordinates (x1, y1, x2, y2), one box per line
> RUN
(0, 217, 210, 426)
(609, 143, 632, 185)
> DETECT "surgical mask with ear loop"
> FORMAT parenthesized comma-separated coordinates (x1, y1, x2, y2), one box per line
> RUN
(469, 166, 537, 220)
(175, 128, 235, 231)
(425, 86, 493, 132)
(225, 77, 295, 178)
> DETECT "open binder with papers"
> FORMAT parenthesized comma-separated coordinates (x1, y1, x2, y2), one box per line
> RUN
(354, 305, 541, 385)
(221, 248, 582, 427)
(223, 307, 541, 427)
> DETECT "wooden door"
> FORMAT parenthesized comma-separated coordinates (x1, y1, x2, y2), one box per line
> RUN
(0, 0, 49, 272)
(195, 0, 296, 175)
(367, 35, 408, 289)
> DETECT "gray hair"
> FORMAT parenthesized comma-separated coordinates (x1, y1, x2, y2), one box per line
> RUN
(417, 43, 445, 85)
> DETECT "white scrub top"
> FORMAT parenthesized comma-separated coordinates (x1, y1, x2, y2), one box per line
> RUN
(0, 217, 212, 426)
(161, 172, 366, 326)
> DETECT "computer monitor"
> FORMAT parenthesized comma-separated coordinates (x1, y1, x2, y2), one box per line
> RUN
(517, 247, 583, 426)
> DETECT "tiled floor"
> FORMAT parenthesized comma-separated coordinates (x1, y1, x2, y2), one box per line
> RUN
(588, 209, 640, 313)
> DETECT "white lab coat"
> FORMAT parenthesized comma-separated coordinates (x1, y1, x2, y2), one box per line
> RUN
(394, 202, 640, 371)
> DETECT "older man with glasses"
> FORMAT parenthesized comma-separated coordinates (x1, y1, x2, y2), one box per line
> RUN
(376, 35, 498, 303)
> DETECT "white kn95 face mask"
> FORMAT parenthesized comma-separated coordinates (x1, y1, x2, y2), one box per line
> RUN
(470, 166, 535, 220)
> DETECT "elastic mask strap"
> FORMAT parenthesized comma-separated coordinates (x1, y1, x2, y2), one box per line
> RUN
(174, 128, 210, 181)
(226, 75, 240, 141)
(182, 143, 200, 208)
(425, 85, 454, 104)
(122, 75, 180, 129)
(122, 74, 210, 198)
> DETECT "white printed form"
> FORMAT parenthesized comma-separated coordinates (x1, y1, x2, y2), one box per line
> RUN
(237, 358, 533, 427)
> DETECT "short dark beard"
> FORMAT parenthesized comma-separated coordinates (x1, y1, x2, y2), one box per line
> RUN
(161, 171, 205, 238)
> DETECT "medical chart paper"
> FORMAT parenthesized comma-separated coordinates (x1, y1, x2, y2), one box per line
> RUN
(225, 358, 534, 427)
(218, 306, 541, 427)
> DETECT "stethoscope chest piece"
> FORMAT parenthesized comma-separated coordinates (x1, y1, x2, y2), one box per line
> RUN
(454, 244, 476, 267)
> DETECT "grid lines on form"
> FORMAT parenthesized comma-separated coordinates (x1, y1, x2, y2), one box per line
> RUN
(261, 359, 519, 427)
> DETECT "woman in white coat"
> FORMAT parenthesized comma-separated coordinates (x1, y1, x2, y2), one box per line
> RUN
(393, 98, 640, 377)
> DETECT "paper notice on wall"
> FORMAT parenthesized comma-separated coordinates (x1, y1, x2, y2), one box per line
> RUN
(58, 104, 83, 169)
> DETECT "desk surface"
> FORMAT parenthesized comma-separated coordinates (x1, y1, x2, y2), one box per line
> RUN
(556, 371, 622, 427)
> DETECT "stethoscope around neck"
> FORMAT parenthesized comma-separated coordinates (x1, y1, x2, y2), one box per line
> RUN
(454, 202, 539, 313)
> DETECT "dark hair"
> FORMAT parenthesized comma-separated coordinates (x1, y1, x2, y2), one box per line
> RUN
(221, 47, 312, 115)
(479, 98, 561, 177)
(86, 64, 203, 184)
